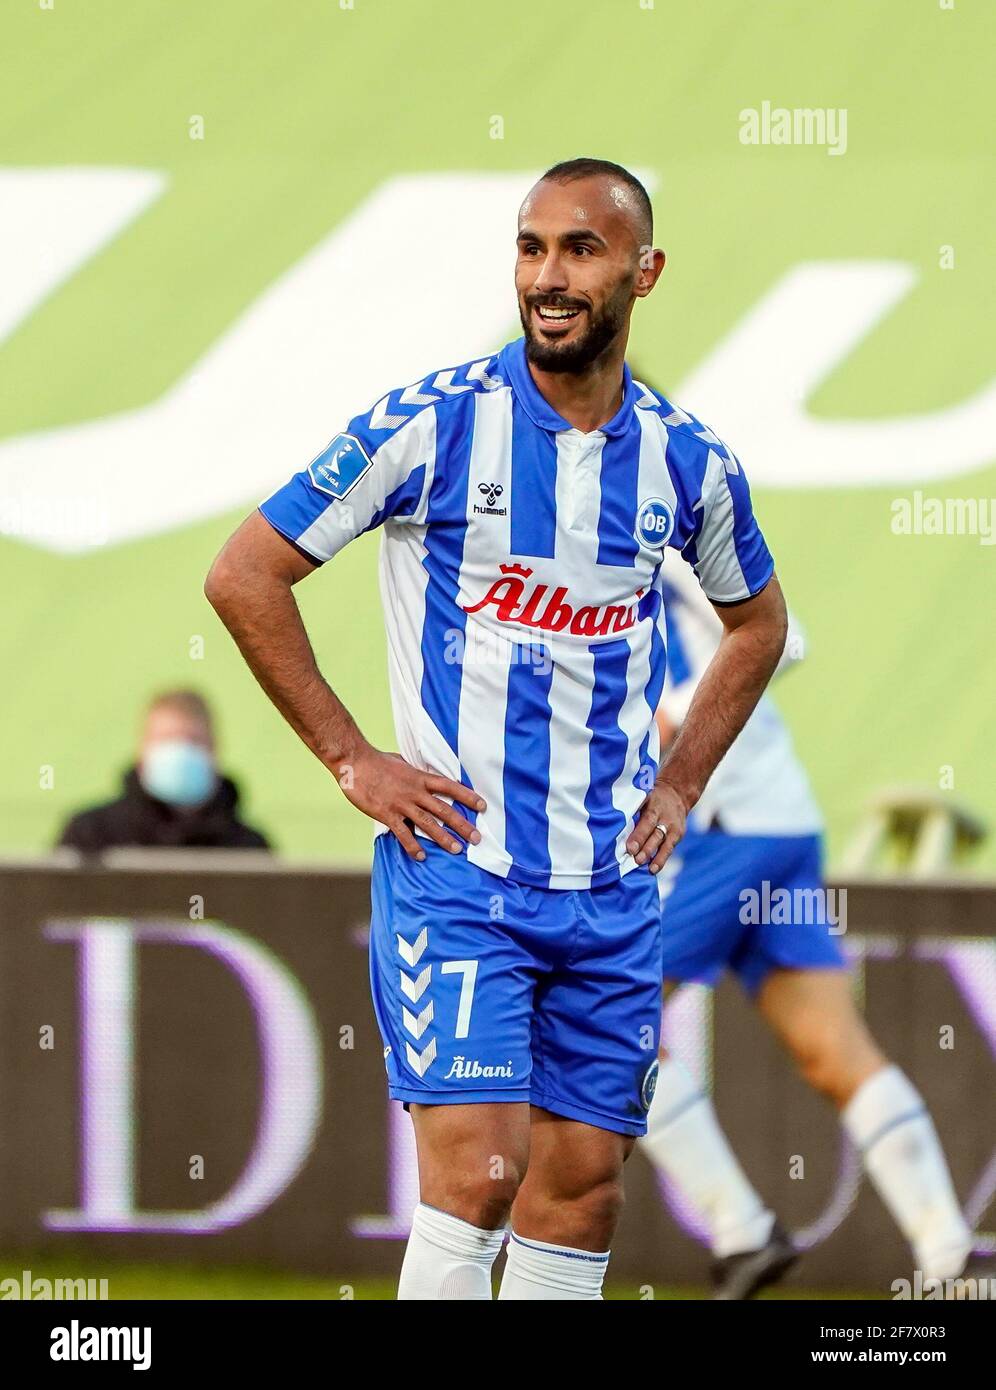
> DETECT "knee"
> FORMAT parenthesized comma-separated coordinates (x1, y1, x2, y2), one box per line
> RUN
(792, 1031, 885, 1108)
(431, 1167, 523, 1231)
(794, 1039, 843, 1101)
(517, 1168, 627, 1249)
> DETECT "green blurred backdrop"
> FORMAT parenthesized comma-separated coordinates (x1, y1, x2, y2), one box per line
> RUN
(1, 0, 993, 868)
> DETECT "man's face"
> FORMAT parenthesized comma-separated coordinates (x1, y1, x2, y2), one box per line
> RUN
(515, 175, 657, 373)
(140, 705, 214, 761)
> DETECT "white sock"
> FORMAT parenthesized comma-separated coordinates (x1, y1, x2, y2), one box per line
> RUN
(397, 1203, 506, 1300)
(842, 1065, 972, 1280)
(640, 1056, 775, 1257)
(498, 1231, 609, 1300)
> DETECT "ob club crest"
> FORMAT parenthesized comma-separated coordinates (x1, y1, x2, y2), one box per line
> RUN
(636, 497, 675, 549)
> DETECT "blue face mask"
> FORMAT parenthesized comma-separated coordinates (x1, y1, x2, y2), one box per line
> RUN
(140, 739, 217, 808)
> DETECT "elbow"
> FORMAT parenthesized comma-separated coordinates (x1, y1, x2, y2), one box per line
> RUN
(204, 547, 239, 619)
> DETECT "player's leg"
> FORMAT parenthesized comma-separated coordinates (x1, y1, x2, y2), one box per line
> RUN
(733, 832, 877, 1107)
(645, 1031, 781, 1263)
(498, 1110, 629, 1299)
(497, 864, 663, 1299)
(409, 1100, 528, 1225)
(739, 832, 973, 1280)
(757, 965, 973, 1281)
(399, 1101, 529, 1299)
(368, 833, 539, 1299)
(754, 966, 885, 1106)
(641, 830, 780, 1267)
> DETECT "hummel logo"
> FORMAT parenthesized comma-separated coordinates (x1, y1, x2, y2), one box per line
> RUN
(397, 928, 428, 967)
(406, 1038, 437, 1077)
(474, 481, 506, 517)
(400, 965, 431, 1002)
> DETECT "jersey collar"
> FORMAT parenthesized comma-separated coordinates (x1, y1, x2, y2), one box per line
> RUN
(499, 337, 639, 438)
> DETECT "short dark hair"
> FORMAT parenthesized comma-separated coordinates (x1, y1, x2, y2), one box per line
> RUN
(147, 688, 214, 732)
(540, 157, 653, 242)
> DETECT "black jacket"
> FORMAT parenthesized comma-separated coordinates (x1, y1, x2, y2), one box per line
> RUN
(57, 767, 270, 853)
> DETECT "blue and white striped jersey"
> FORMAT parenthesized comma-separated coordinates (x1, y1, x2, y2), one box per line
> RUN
(258, 337, 774, 889)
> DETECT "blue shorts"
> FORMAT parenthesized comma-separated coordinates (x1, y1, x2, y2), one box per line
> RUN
(658, 827, 847, 995)
(369, 833, 664, 1137)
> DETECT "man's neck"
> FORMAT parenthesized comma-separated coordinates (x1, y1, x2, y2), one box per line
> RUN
(526, 341, 628, 435)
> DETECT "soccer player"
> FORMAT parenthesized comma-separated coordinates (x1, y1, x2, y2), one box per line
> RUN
(640, 551, 980, 1298)
(205, 157, 788, 1300)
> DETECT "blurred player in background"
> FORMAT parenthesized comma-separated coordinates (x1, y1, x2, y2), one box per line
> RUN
(640, 551, 982, 1297)
(206, 159, 789, 1299)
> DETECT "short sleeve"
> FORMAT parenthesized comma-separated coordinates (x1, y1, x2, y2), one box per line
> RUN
(687, 447, 774, 603)
(258, 406, 435, 564)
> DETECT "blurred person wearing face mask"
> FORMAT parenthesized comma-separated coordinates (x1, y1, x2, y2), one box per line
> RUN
(57, 690, 269, 852)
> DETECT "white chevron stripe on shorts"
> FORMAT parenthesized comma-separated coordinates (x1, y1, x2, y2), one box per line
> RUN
(406, 1038, 437, 1077)
(403, 1001, 434, 1040)
(397, 927, 428, 966)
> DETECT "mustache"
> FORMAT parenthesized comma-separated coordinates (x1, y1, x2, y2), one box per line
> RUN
(524, 294, 589, 312)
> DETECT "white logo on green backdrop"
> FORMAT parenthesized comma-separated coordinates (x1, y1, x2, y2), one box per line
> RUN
(1, 169, 993, 553)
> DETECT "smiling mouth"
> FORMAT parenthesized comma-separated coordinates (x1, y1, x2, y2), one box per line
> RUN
(533, 304, 584, 328)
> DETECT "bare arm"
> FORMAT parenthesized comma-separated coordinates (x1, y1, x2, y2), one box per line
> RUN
(628, 574, 788, 871)
(204, 511, 485, 860)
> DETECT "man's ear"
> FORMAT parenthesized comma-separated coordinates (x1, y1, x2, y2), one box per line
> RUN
(635, 247, 666, 298)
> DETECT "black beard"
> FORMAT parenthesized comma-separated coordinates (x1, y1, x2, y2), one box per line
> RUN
(520, 288, 629, 373)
